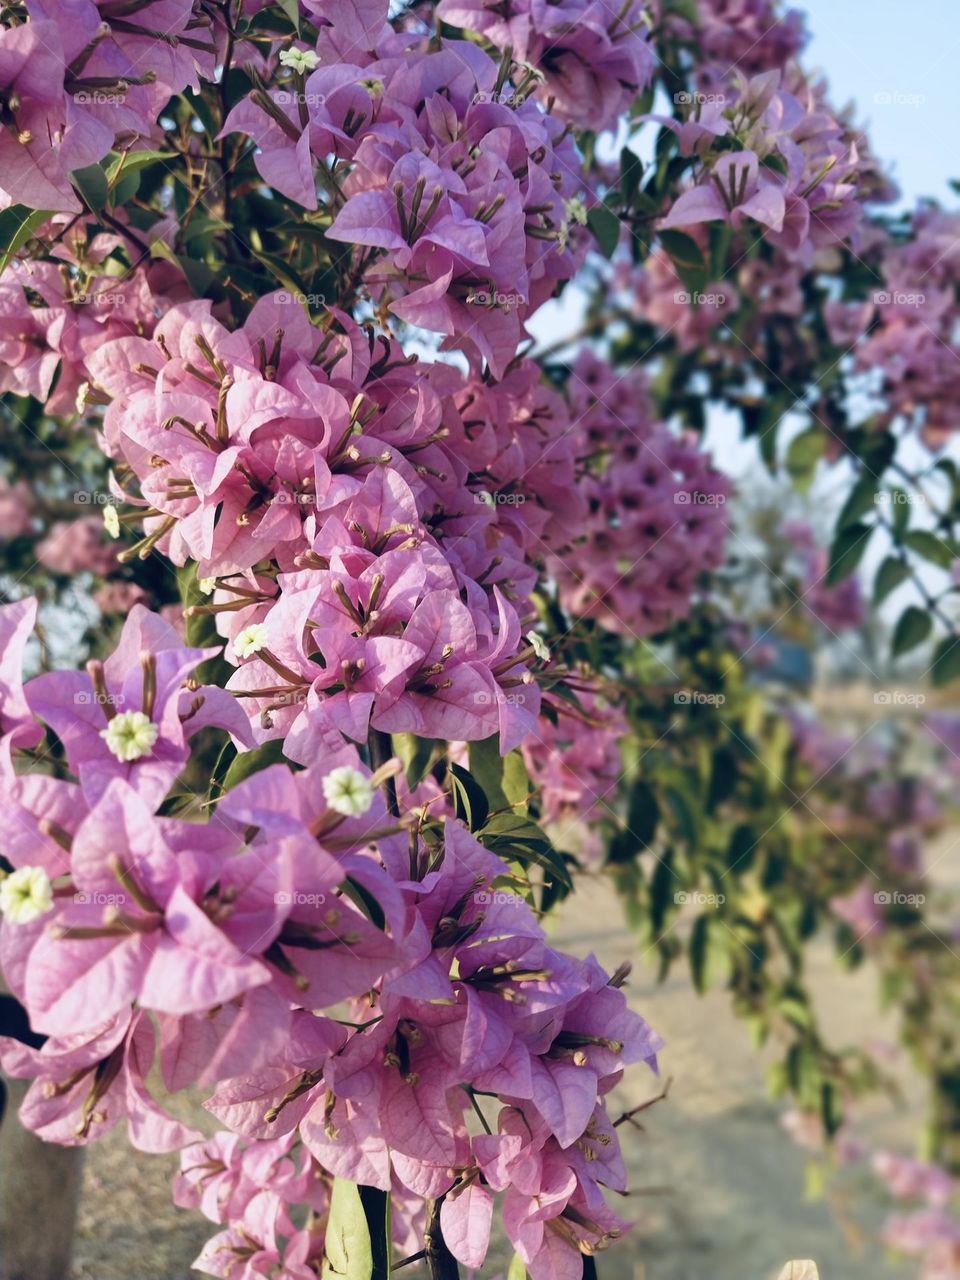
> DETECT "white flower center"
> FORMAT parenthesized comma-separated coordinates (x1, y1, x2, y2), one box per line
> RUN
(198, 576, 217, 595)
(235, 623, 269, 659)
(100, 710, 159, 762)
(322, 766, 375, 817)
(103, 505, 120, 539)
(526, 630, 551, 662)
(279, 47, 319, 74)
(0, 866, 54, 925)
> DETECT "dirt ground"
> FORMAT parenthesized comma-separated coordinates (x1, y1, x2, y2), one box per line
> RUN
(58, 862, 929, 1280)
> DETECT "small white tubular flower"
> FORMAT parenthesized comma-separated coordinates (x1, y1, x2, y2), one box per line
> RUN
(100, 710, 159, 762)
(526, 630, 550, 662)
(102, 504, 120, 539)
(322, 766, 375, 817)
(0, 866, 54, 924)
(279, 47, 319, 74)
(235, 623, 269, 659)
(198, 576, 217, 595)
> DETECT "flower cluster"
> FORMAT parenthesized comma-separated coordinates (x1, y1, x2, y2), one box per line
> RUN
(549, 352, 730, 637)
(436, 0, 656, 133)
(0, 1, 215, 213)
(86, 293, 550, 752)
(223, 12, 591, 375)
(0, 599, 662, 1280)
(658, 68, 863, 258)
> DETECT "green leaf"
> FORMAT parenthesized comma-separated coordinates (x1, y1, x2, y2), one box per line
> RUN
(837, 474, 878, 529)
(873, 555, 910, 605)
(903, 529, 957, 570)
(892, 605, 932, 658)
(587, 204, 620, 258)
(507, 1256, 528, 1280)
(105, 149, 175, 184)
(468, 735, 509, 811)
(726, 823, 756, 872)
(659, 228, 705, 271)
(72, 163, 109, 212)
(357, 1186, 390, 1279)
(276, 0, 302, 31)
(785, 426, 825, 492)
(479, 812, 573, 889)
(620, 146, 644, 205)
(826, 521, 871, 585)
(626, 779, 660, 848)
(322, 1179, 373, 1280)
(392, 732, 437, 789)
(659, 227, 708, 291)
(502, 750, 531, 809)
(222, 739, 287, 791)
(932, 634, 960, 686)
(449, 763, 489, 832)
(0, 205, 52, 276)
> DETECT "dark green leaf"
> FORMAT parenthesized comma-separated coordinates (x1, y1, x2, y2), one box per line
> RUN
(222, 739, 287, 791)
(826, 521, 871, 585)
(0, 205, 52, 276)
(449, 763, 489, 832)
(903, 529, 957, 570)
(932, 635, 960, 686)
(892, 605, 932, 658)
(72, 163, 109, 212)
(838, 474, 879, 529)
(587, 204, 620, 258)
(873, 555, 910, 605)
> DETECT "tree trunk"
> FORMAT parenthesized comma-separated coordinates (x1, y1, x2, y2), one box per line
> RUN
(0, 1075, 85, 1280)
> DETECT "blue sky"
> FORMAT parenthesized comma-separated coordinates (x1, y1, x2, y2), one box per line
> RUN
(801, 0, 959, 207)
